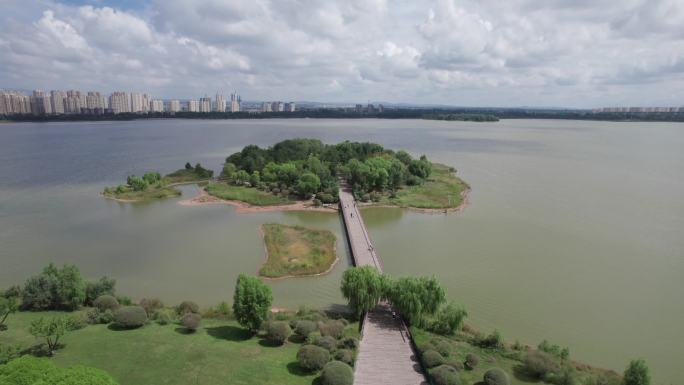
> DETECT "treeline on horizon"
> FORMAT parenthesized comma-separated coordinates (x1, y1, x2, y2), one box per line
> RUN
(3, 108, 684, 122)
(221, 138, 432, 201)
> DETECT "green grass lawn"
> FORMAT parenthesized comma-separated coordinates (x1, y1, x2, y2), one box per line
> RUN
(205, 183, 293, 206)
(0, 311, 324, 385)
(103, 185, 182, 202)
(163, 169, 212, 184)
(260, 223, 337, 278)
(378, 163, 469, 209)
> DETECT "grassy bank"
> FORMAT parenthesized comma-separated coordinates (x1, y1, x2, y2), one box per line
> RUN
(205, 183, 293, 206)
(102, 185, 181, 202)
(260, 223, 337, 278)
(163, 167, 213, 184)
(0, 310, 358, 385)
(376, 163, 469, 209)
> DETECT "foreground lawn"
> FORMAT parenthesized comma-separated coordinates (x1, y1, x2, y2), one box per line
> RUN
(205, 183, 293, 206)
(1, 311, 318, 385)
(260, 223, 337, 278)
(380, 163, 469, 209)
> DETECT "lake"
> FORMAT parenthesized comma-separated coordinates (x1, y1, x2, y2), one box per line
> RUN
(0, 118, 681, 383)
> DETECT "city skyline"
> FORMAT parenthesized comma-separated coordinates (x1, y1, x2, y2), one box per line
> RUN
(1, 0, 683, 108)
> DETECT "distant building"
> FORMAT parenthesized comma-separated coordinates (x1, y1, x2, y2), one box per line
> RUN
(188, 100, 199, 112)
(261, 102, 272, 112)
(285, 102, 295, 112)
(168, 100, 181, 112)
(355, 104, 363, 113)
(150, 99, 164, 112)
(0, 91, 31, 115)
(31, 90, 52, 115)
(199, 97, 212, 112)
(130, 93, 144, 113)
(50, 90, 65, 114)
(109, 92, 130, 114)
(215, 93, 226, 112)
(230, 91, 241, 112)
(142, 94, 151, 113)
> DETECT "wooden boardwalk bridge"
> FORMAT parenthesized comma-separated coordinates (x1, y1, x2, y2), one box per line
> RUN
(338, 187, 427, 385)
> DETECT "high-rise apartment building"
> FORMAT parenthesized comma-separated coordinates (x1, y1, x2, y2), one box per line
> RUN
(64, 90, 84, 114)
(188, 100, 199, 112)
(130, 93, 144, 113)
(86, 92, 104, 110)
(109, 92, 130, 114)
(142, 94, 151, 113)
(271, 101, 284, 112)
(168, 100, 181, 112)
(285, 102, 296, 112)
(261, 102, 272, 112)
(50, 91, 65, 114)
(150, 99, 164, 112)
(30, 90, 52, 115)
(199, 97, 212, 112)
(215, 94, 226, 112)
(230, 91, 241, 112)
(0, 91, 31, 115)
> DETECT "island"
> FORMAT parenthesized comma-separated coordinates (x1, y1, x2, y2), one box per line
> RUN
(259, 223, 337, 278)
(195, 138, 469, 212)
(102, 162, 213, 202)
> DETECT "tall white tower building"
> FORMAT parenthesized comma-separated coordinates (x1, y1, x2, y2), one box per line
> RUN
(230, 91, 241, 112)
(215, 93, 226, 112)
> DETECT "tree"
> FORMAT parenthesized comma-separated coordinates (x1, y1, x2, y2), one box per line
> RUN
(0, 297, 18, 330)
(523, 350, 560, 379)
(85, 276, 116, 305)
(296, 172, 321, 198)
(142, 172, 161, 184)
(127, 176, 148, 191)
(232, 274, 273, 333)
(185, 162, 193, 170)
(340, 266, 386, 319)
(624, 359, 650, 385)
(29, 317, 69, 355)
(57, 264, 86, 310)
(386, 276, 445, 325)
(429, 302, 468, 335)
(0, 356, 118, 385)
(231, 170, 250, 185)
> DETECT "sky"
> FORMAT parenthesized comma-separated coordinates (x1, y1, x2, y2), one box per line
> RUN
(1, 0, 683, 108)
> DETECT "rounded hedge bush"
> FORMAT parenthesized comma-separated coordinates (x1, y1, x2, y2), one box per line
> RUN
(113, 306, 147, 329)
(315, 335, 338, 352)
(177, 301, 199, 315)
(465, 353, 480, 369)
(319, 320, 345, 339)
(93, 295, 119, 312)
(297, 345, 330, 371)
(337, 336, 359, 350)
(321, 361, 353, 385)
(181, 313, 202, 332)
(484, 368, 510, 385)
(295, 320, 318, 338)
(431, 365, 460, 385)
(523, 351, 560, 379)
(267, 321, 292, 345)
(423, 350, 445, 368)
(334, 349, 355, 366)
(157, 310, 172, 325)
(434, 340, 451, 357)
(139, 298, 164, 317)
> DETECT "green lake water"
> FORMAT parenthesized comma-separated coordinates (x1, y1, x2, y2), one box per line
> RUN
(0, 119, 681, 383)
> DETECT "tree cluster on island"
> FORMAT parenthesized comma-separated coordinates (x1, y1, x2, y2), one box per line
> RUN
(219, 138, 434, 203)
(102, 162, 213, 200)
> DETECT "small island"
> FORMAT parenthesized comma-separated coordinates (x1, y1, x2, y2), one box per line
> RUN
(103, 163, 213, 202)
(259, 223, 337, 278)
(199, 138, 468, 211)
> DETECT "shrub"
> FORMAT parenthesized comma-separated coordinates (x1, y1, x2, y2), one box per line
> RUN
(139, 298, 164, 318)
(267, 321, 292, 345)
(181, 313, 201, 332)
(297, 345, 330, 371)
(434, 340, 451, 357)
(337, 336, 359, 350)
(319, 320, 345, 339)
(93, 295, 119, 312)
(422, 350, 445, 368)
(334, 349, 355, 366)
(430, 364, 460, 385)
(116, 295, 132, 306)
(484, 368, 510, 385)
(321, 361, 353, 385)
(156, 310, 173, 325)
(315, 335, 338, 352)
(0, 356, 117, 385)
(86, 308, 114, 324)
(306, 331, 322, 345)
(177, 301, 199, 315)
(203, 301, 233, 320)
(546, 365, 579, 385)
(318, 193, 336, 204)
(478, 330, 503, 349)
(0, 343, 21, 365)
(418, 341, 436, 353)
(66, 313, 88, 330)
(295, 320, 318, 338)
(523, 350, 560, 379)
(113, 306, 147, 329)
(623, 359, 650, 385)
(465, 353, 479, 369)
(21, 263, 86, 311)
(84, 276, 116, 305)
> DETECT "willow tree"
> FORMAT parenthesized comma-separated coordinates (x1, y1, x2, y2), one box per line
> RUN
(340, 266, 386, 319)
(387, 276, 445, 325)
